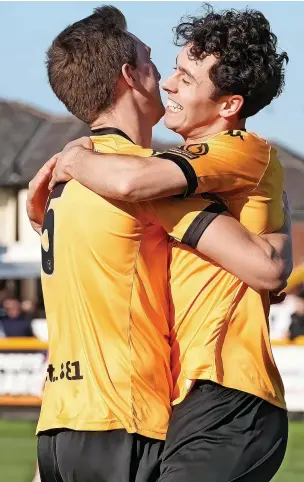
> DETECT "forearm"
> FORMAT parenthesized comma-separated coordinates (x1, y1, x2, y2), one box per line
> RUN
(247, 233, 288, 290)
(68, 149, 186, 201)
(223, 235, 286, 292)
(196, 215, 288, 292)
(67, 149, 143, 200)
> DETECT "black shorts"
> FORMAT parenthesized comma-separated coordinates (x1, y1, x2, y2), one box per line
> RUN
(159, 381, 288, 482)
(37, 429, 164, 482)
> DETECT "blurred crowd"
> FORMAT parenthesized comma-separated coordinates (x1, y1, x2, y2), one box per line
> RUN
(270, 288, 304, 341)
(0, 284, 45, 338)
(1, 278, 304, 341)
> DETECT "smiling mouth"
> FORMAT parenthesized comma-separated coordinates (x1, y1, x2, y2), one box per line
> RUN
(167, 98, 183, 112)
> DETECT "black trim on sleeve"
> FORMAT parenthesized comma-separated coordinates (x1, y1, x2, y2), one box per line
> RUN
(201, 192, 226, 208)
(153, 152, 198, 197)
(181, 203, 226, 249)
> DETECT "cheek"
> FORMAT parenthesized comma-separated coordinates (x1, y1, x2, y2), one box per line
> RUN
(145, 69, 159, 94)
(180, 88, 199, 119)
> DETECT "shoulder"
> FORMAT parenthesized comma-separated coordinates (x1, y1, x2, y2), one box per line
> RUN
(157, 130, 271, 163)
(211, 130, 271, 159)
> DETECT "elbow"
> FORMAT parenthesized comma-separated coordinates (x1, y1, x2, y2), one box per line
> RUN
(261, 277, 286, 293)
(116, 177, 141, 202)
(259, 262, 291, 292)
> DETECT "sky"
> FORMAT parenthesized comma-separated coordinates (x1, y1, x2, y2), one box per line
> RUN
(1, 1, 303, 156)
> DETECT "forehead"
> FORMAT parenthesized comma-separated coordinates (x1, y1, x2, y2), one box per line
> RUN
(178, 44, 217, 75)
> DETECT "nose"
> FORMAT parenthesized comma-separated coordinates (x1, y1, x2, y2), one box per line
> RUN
(151, 61, 161, 82)
(162, 72, 178, 94)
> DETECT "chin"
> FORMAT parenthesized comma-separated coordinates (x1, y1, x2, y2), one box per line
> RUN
(153, 104, 165, 125)
(164, 115, 178, 132)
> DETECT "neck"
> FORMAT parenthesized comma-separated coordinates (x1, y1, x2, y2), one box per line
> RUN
(90, 98, 153, 148)
(184, 117, 246, 144)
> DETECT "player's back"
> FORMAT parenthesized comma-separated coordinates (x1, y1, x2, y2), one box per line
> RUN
(166, 130, 286, 409)
(37, 131, 172, 440)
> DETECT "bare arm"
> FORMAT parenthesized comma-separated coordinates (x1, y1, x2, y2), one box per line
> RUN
(260, 192, 293, 286)
(149, 194, 292, 293)
(196, 193, 292, 292)
(28, 140, 292, 292)
(49, 132, 269, 202)
(196, 212, 291, 292)
(27, 162, 292, 292)
(49, 141, 188, 201)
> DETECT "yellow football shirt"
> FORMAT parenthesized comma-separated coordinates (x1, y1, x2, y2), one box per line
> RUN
(37, 128, 214, 438)
(159, 129, 286, 409)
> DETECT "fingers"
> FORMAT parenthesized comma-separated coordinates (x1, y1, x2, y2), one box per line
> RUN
(28, 155, 58, 193)
(282, 191, 288, 207)
(282, 191, 291, 218)
(48, 174, 57, 192)
(45, 154, 58, 171)
(48, 167, 71, 191)
(270, 292, 286, 305)
(48, 146, 82, 191)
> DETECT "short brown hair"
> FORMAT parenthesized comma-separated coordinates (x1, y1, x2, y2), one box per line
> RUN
(46, 6, 138, 124)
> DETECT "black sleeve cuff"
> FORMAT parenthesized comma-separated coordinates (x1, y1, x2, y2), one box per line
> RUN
(181, 203, 226, 249)
(153, 152, 198, 197)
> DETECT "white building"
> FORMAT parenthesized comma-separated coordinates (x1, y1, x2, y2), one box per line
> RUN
(0, 100, 88, 300)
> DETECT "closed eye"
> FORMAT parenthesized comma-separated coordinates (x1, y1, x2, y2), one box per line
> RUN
(173, 66, 191, 85)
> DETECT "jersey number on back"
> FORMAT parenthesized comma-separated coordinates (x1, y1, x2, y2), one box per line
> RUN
(41, 183, 67, 275)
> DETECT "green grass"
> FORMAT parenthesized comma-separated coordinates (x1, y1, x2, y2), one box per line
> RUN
(273, 422, 304, 482)
(0, 420, 302, 481)
(0, 420, 37, 482)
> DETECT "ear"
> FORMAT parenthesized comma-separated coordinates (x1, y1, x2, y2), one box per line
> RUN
(121, 63, 140, 89)
(219, 95, 244, 119)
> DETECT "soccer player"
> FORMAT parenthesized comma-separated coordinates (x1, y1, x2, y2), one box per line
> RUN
(28, 6, 291, 482)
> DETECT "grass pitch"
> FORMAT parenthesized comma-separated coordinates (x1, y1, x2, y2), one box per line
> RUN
(0, 420, 302, 481)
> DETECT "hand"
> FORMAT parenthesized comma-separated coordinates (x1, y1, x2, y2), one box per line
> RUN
(27, 156, 58, 234)
(49, 137, 93, 191)
(261, 191, 293, 287)
(282, 191, 291, 220)
(279, 191, 293, 278)
(269, 291, 286, 305)
(279, 191, 292, 237)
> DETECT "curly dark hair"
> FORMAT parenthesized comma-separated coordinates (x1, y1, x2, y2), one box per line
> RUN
(174, 4, 289, 119)
(47, 6, 137, 124)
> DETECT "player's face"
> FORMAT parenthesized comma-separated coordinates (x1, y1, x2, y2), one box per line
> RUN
(130, 35, 165, 125)
(162, 45, 223, 139)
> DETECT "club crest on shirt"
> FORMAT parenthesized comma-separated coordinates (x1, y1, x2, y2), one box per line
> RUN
(163, 143, 209, 160)
(183, 143, 209, 156)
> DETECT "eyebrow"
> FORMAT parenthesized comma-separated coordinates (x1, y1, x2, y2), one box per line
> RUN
(175, 56, 198, 83)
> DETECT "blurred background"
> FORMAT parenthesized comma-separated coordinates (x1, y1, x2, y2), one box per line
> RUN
(0, 2, 303, 481)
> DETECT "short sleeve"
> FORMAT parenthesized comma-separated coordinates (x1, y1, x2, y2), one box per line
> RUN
(141, 196, 226, 249)
(156, 131, 270, 197)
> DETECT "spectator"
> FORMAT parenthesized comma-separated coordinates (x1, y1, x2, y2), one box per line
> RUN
(289, 295, 304, 340)
(0, 282, 8, 337)
(0, 281, 8, 317)
(269, 295, 298, 340)
(1, 298, 33, 337)
(21, 299, 38, 321)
